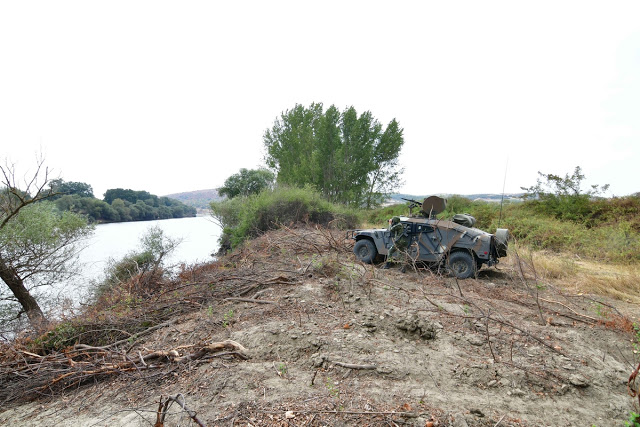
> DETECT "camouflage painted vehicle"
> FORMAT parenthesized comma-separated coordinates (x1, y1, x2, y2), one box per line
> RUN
(348, 196, 509, 279)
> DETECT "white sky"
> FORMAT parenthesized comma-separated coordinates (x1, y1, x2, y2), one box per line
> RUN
(1, 1, 638, 199)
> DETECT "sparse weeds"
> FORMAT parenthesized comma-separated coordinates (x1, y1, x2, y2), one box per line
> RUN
(277, 362, 287, 377)
(592, 302, 608, 319)
(625, 411, 640, 427)
(337, 263, 360, 281)
(222, 309, 234, 328)
(325, 376, 339, 398)
(310, 255, 326, 271)
(310, 255, 340, 277)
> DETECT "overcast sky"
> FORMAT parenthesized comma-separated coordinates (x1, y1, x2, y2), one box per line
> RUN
(1, 1, 638, 199)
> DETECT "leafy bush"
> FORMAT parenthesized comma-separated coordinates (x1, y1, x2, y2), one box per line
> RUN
(91, 226, 180, 301)
(521, 166, 609, 222)
(359, 204, 407, 227)
(31, 321, 84, 353)
(587, 195, 640, 230)
(626, 411, 640, 427)
(211, 186, 358, 250)
(97, 251, 156, 293)
(438, 195, 473, 218)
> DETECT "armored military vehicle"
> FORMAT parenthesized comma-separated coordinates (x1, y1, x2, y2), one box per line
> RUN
(348, 196, 509, 279)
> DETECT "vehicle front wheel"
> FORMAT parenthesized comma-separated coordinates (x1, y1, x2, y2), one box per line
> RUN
(353, 239, 378, 264)
(447, 251, 477, 279)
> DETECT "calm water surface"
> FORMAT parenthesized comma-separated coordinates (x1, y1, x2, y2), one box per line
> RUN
(77, 216, 221, 284)
(6, 217, 221, 320)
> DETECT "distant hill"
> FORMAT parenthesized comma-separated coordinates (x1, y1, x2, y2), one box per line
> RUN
(390, 193, 524, 203)
(164, 189, 223, 210)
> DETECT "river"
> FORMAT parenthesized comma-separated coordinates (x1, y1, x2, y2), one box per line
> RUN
(79, 216, 221, 281)
(0, 216, 221, 332)
(64, 216, 221, 301)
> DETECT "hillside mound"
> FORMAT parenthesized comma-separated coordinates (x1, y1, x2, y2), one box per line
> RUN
(0, 226, 638, 426)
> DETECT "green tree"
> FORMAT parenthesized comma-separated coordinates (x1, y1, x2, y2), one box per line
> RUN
(111, 198, 132, 221)
(103, 188, 153, 205)
(219, 168, 275, 199)
(0, 159, 93, 329)
(102, 188, 195, 221)
(134, 200, 155, 221)
(157, 205, 172, 219)
(48, 179, 94, 199)
(263, 103, 404, 207)
(521, 166, 610, 222)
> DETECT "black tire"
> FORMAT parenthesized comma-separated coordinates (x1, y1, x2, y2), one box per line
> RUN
(353, 239, 378, 264)
(448, 251, 477, 279)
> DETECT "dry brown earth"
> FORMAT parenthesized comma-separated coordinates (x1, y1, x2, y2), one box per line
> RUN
(0, 227, 638, 426)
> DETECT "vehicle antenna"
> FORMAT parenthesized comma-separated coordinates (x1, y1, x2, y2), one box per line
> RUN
(498, 157, 508, 228)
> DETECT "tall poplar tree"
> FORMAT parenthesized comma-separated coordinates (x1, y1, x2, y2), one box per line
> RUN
(263, 103, 404, 207)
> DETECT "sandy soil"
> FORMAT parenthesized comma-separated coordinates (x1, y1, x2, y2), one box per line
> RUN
(0, 228, 638, 426)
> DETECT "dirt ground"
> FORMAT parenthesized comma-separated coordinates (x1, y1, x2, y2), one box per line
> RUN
(0, 227, 638, 426)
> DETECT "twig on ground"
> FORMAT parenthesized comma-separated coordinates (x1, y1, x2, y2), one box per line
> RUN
(224, 297, 277, 304)
(74, 319, 177, 351)
(329, 360, 377, 370)
(155, 394, 206, 427)
(494, 413, 507, 426)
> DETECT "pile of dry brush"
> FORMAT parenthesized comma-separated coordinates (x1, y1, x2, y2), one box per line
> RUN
(0, 226, 351, 405)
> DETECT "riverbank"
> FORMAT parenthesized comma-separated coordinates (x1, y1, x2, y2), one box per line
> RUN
(0, 227, 638, 426)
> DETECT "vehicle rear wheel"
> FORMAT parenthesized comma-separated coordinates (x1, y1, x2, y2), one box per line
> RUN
(448, 251, 477, 279)
(353, 239, 378, 264)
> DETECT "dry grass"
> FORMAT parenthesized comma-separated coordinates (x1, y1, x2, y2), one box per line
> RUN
(504, 246, 640, 305)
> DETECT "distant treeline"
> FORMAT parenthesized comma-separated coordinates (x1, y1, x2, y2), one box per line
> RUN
(49, 180, 196, 223)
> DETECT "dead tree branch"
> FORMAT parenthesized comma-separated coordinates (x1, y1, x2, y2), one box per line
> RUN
(154, 394, 206, 427)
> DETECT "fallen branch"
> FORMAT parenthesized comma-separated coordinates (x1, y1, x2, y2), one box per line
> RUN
(174, 340, 249, 362)
(0, 340, 249, 403)
(224, 297, 277, 304)
(259, 409, 420, 417)
(629, 361, 640, 406)
(155, 394, 206, 427)
(538, 297, 599, 323)
(329, 360, 376, 370)
(74, 319, 177, 351)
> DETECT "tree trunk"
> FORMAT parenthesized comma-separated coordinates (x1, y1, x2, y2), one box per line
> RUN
(0, 258, 48, 330)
